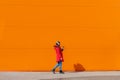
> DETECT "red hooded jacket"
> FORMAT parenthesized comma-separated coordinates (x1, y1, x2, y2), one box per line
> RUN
(54, 45, 64, 62)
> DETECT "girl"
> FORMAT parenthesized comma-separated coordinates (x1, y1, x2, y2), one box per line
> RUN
(52, 41, 64, 74)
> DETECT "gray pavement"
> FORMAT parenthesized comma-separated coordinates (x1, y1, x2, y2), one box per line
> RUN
(0, 71, 120, 80)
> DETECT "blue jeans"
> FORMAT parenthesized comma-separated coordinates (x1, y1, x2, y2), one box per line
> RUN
(52, 61, 62, 71)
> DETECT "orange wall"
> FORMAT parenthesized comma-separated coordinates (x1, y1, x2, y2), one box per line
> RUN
(0, 0, 120, 71)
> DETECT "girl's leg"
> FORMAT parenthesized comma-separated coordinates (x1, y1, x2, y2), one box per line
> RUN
(52, 63, 59, 71)
(58, 61, 64, 73)
(58, 61, 62, 71)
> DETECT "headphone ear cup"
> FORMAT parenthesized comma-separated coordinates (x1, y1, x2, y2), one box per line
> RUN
(56, 43, 58, 45)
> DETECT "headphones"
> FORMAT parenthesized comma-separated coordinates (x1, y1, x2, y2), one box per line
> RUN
(56, 41, 60, 45)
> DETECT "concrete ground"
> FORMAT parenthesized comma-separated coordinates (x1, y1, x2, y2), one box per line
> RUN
(0, 71, 120, 80)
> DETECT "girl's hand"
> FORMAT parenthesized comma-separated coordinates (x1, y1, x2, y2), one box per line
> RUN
(61, 46, 64, 50)
(60, 58, 63, 61)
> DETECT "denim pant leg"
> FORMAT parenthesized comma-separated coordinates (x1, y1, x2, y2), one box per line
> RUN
(52, 61, 62, 70)
(52, 63, 59, 70)
(58, 61, 62, 71)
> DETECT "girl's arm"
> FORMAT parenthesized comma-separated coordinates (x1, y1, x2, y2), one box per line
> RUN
(61, 46, 64, 51)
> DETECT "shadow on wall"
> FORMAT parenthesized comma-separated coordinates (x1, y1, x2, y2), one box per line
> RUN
(74, 63, 85, 72)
